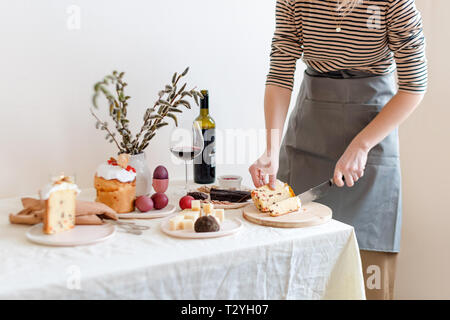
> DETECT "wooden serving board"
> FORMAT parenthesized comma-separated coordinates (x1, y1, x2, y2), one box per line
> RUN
(242, 202, 332, 228)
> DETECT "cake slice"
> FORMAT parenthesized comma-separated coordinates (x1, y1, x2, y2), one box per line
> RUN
(251, 180, 295, 212)
(40, 176, 80, 234)
(268, 197, 301, 217)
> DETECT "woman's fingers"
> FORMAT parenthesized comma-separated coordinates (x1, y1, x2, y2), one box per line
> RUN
(268, 174, 277, 190)
(344, 172, 354, 187)
(250, 164, 271, 188)
(333, 169, 345, 187)
(249, 164, 263, 188)
(351, 171, 360, 183)
(356, 169, 364, 178)
(258, 170, 266, 187)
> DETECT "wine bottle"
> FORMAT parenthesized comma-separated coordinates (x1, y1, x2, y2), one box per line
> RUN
(193, 90, 216, 184)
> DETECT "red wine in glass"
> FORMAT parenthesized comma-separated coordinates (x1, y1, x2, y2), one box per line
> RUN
(170, 146, 202, 161)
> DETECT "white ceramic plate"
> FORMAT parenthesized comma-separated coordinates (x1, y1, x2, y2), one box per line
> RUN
(26, 223, 116, 247)
(160, 216, 243, 239)
(117, 204, 176, 219)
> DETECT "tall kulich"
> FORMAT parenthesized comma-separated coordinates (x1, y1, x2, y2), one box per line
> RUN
(193, 90, 216, 184)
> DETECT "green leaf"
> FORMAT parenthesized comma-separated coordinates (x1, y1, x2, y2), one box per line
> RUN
(169, 107, 182, 113)
(157, 99, 171, 106)
(176, 99, 191, 109)
(196, 91, 204, 99)
(178, 83, 187, 94)
(141, 142, 149, 151)
(156, 122, 168, 129)
(92, 93, 99, 108)
(172, 72, 177, 84)
(181, 66, 189, 76)
(167, 113, 178, 126)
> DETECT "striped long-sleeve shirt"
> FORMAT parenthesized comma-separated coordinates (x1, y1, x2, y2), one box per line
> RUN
(266, 0, 427, 93)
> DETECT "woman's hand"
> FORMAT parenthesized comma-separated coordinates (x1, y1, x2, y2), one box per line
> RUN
(334, 142, 369, 187)
(249, 151, 279, 189)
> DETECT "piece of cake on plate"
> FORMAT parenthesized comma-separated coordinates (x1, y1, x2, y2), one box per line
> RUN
(268, 197, 301, 217)
(251, 180, 295, 212)
(40, 175, 80, 234)
(94, 154, 136, 213)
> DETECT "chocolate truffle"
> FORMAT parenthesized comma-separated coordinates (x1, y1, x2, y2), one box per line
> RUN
(194, 215, 220, 233)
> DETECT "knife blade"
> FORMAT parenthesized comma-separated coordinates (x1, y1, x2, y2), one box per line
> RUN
(297, 178, 334, 205)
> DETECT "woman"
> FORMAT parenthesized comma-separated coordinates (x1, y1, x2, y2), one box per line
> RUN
(249, 0, 427, 300)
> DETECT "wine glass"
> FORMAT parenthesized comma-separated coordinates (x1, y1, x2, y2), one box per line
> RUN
(169, 121, 204, 195)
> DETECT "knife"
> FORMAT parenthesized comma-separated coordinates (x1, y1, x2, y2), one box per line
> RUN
(297, 178, 335, 205)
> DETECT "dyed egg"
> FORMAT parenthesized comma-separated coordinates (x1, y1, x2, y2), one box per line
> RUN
(152, 165, 169, 193)
(135, 195, 154, 212)
(151, 192, 169, 210)
(153, 166, 169, 179)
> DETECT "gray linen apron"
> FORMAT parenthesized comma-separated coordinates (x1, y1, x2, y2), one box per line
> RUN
(278, 68, 401, 252)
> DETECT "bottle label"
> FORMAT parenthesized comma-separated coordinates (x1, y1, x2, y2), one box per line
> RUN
(210, 153, 216, 168)
(202, 129, 215, 165)
(194, 128, 216, 183)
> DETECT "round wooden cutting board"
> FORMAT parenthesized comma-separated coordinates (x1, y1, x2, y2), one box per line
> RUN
(242, 202, 332, 228)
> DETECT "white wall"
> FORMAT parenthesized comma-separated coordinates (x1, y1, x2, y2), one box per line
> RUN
(394, 0, 450, 300)
(0, 0, 303, 198)
(2, 0, 447, 299)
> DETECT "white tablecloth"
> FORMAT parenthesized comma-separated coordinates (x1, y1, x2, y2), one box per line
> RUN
(0, 185, 365, 300)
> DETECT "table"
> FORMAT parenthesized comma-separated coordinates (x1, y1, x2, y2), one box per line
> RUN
(0, 183, 365, 300)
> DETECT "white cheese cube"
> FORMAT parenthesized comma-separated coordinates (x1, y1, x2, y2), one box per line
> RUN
(181, 219, 194, 230)
(169, 215, 184, 231)
(191, 200, 201, 211)
(212, 208, 225, 223)
(182, 210, 199, 222)
(203, 202, 214, 214)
